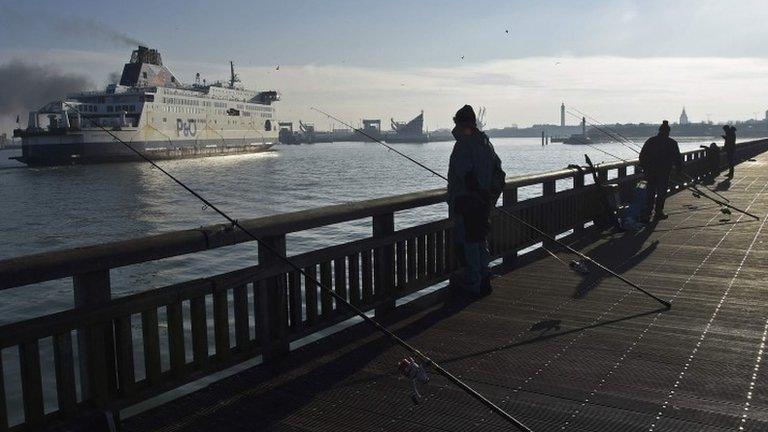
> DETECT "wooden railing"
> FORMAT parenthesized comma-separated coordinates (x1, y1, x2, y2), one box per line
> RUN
(1, 139, 767, 431)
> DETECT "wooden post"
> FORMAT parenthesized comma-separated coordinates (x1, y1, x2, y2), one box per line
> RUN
(574, 173, 585, 233)
(259, 234, 289, 362)
(73, 270, 114, 406)
(542, 180, 556, 249)
(502, 187, 518, 267)
(597, 169, 608, 184)
(373, 213, 395, 317)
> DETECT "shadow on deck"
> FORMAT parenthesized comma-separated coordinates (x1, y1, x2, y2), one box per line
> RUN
(123, 158, 768, 432)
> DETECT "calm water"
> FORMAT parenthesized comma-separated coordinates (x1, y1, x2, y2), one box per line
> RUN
(0, 138, 711, 323)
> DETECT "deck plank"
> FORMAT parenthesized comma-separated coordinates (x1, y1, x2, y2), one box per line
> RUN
(122, 157, 768, 432)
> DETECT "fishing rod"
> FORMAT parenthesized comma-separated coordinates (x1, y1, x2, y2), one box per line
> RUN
(564, 109, 753, 217)
(311, 107, 671, 309)
(567, 108, 732, 203)
(63, 102, 533, 432)
(569, 108, 731, 202)
(562, 112, 758, 220)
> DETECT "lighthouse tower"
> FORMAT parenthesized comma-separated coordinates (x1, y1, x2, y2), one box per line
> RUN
(560, 103, 565, 127)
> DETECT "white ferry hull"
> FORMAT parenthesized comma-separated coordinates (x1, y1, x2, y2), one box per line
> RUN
(13, 130, 277, 166)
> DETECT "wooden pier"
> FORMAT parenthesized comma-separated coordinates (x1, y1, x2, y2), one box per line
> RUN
(1, 140, 768, 431)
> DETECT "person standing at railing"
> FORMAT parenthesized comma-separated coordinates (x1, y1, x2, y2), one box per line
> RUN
(722, 125, 737, 178)
(447, 105, 505, 297)
(700, 142, 720, 184)
(639, 120, 683, 222)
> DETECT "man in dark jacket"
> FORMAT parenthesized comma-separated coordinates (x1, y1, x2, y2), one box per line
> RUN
(639, 120, 683, 222)
(447, 105, 505, 296)
(722, 125, 737, 178)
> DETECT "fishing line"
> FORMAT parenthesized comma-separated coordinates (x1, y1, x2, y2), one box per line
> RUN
(563, 110, 758, 220)
(311, 107, 671, 309)
(567, 108, 732, 203)
(63, 102, 533, 432)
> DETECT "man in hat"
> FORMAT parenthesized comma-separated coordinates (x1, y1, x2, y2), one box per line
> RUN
(447, 105, 505, 297)
(722, 125, 737, 178)
(639, 120, 683, 222)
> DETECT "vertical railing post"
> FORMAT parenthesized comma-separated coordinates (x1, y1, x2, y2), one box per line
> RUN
(502, 186, 518, 267)
(617, 165, 631, 199)
(73, 270, 114, 407)
(373, 213, 395, 317)
(573, 172, 585, 233)
(597, 168, 608, 184)
(542, 180, 556, 249)
(259, 234, 289, 362)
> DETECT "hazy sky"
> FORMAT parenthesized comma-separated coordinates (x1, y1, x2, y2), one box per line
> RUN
(1, 0, 768, 130)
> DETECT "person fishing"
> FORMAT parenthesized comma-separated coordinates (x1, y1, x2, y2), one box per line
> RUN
(699, 142, 720, 184)
(639, 120, 683, 222)
(722, 125, 737, 178)
(447, 105, 505, 297)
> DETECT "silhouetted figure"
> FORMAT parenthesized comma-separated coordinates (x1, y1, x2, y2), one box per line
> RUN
(447, 105, 505, 297)
(700, 142, 720, 184)
(722, 125, 737, 178)
(639, 120, 683, 222)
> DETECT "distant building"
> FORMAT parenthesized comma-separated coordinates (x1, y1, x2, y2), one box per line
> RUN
(679, 107, 690, 125)
(0, 133, 6, 149)
(560, 103, 565, 127)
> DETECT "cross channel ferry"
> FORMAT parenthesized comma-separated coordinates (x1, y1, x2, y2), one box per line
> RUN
(12, 46, 279, 166)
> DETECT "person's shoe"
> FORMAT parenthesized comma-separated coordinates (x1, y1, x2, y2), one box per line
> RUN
(653, 212, 669, 221)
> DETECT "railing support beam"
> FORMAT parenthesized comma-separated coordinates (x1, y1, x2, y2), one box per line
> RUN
(259, 235, 289, 362)
(373, 213, 395, 317)
(502, 187, 518, 267)
(73, 270, 114, 407)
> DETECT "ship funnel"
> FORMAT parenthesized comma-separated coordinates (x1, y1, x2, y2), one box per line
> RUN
(130, 46, 163, 66)
(120, 46, 179, 88)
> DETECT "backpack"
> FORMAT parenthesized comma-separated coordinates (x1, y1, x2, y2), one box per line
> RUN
(487, 136, 506, 204)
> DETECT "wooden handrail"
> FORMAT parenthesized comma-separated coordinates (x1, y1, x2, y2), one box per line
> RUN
(0, 139, 765, 290)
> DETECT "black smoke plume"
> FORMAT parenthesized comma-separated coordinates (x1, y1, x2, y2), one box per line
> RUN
(59, 17, 146, 47)
(0, 61, 92, 128)
(0, 7, 145, 48)
(108, 71, 122, 85)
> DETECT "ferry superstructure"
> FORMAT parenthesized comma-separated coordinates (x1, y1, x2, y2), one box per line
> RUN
(13, 46, 279, 166)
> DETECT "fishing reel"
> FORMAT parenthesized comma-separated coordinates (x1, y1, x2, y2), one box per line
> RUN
(721, 207, 732, 215)
(692, 191, 701, 199)
(569, 260, 589, 275)
(398, 357, 430, 405)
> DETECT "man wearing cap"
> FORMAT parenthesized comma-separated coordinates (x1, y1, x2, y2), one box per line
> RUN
(447, 105, 505, 297)
(639, 120, 683, 222)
